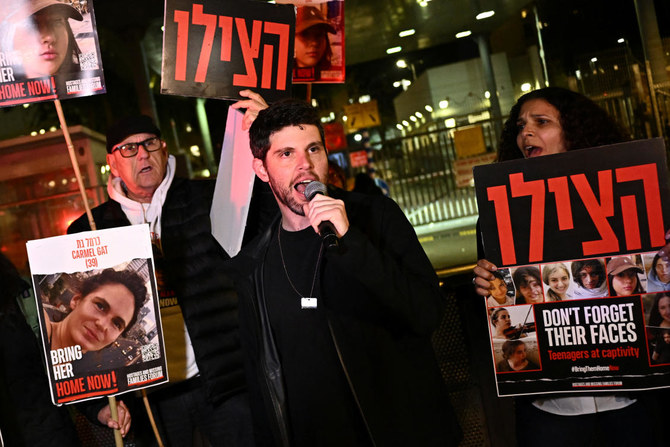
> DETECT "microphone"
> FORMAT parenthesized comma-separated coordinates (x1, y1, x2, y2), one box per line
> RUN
(304, 181, 339, 249)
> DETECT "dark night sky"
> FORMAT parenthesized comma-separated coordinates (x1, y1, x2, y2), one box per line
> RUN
(1, 0, 668, 145)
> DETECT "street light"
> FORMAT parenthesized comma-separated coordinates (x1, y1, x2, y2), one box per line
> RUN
(396, 59, 416, 81)
(476, 10, 495, 20)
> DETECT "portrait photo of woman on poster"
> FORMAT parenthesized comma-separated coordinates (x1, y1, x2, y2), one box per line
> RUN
(285, 0, 345, 83)
(0, 0, 83, 79)
(35, 259, 157, 372)
(512, 266, 544, 304)
(643, 292, 670, 339)
(43, 268, 147, 354)
(569, 258, 608, 299)
(0, 0, 105, 105)
(541, 262, 572, 301)
(643, 293, 670, 364)
(606, 255, 646, 297)
(490, 305, 536, 340)
(496, 339, 540, 372)
(643, 251, 670, 293)
(486, 269, 515, 307)
(294, 6, 335, 71)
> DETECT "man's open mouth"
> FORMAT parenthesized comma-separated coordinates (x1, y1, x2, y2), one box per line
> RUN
(294, 179, 313, 194)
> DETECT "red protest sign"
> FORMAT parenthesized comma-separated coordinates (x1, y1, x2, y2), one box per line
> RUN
(162, 0, 295, 102)
(475, 139, 670, 397)
(475, 140, 670, 267)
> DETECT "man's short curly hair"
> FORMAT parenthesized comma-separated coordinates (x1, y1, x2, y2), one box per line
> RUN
(249, 98, 325, 160)
(497, 87, 628, 162)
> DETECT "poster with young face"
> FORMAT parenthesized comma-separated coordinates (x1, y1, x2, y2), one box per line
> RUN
(0, 0, 106, 107)
(474, 139, 670, 396)
(26, 225, 167, 405)
(276, 0, 345, 84)
(161, 0, 295, 102)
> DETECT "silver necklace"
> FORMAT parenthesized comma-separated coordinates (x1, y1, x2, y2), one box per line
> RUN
(277, 222, 323, 309)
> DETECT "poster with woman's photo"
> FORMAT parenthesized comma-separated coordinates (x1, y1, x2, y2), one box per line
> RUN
(474, 139, 670, 396)
(0, 0, 106, 107)
(26, 225, 167, 405)
(277, 0, 345, 84)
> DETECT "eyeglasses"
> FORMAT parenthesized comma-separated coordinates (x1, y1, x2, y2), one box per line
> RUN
(111, 137, 162, 158)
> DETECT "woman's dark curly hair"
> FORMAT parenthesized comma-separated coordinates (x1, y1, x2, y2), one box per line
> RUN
(497, 87, 629, 162)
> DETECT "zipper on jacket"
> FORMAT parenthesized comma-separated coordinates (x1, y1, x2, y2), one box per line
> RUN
(327, 319, 377, 447)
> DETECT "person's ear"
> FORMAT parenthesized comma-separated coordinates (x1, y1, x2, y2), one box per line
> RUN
(252, 158, 269, 183)
(70, 295, 81, 310)
(107, 153, 119, 177)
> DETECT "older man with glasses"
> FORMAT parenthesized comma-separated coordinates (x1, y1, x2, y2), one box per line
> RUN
(67, 91, 276, 446)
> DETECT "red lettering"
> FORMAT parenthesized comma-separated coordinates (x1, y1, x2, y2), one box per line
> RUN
(87, 373, 112, 390)
(571, 171, 618, 255)
(483, 160, 665, 264)
(548, 176, 574, 230)
(233, 18, 262, 87)
(616, 164, 666, 248)
(510, 173, 545, 262)
(219, 15, 233, 61)
(26, 79, 53, 95)
(192, 4, 217, 83)
(55, 378, 85, 397)
(170, 10, 289, 90)
(261, 44, 273, 89)
(173, 9, 190, 81)
(487, 185, 516, 265)
(0, 82, 27, 100)
(263, 21, 290, 90)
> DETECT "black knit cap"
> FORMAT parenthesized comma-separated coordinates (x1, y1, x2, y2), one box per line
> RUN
(106, 115, 161, 153)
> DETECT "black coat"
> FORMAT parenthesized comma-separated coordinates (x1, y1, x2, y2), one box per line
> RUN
(68, 177, 250, 405)
(231, 188, 462, 446)
(0, 254, 80, 446)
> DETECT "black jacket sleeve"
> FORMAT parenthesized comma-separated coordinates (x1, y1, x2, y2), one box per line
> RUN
(327, 191, 445, 336)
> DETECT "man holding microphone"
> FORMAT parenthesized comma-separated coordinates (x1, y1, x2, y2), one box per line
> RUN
(231, 99, 461, 446)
